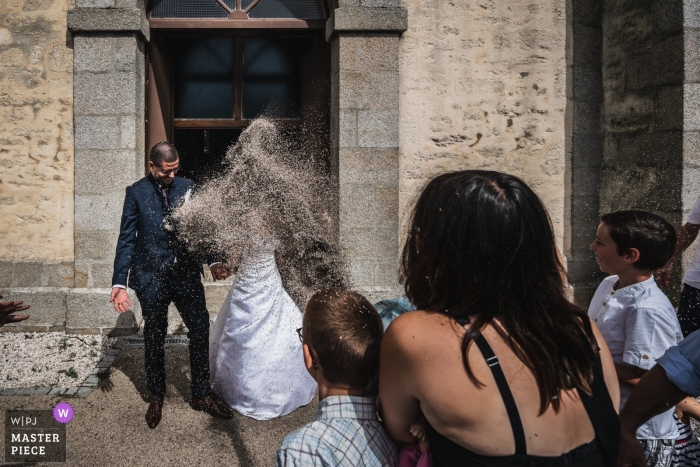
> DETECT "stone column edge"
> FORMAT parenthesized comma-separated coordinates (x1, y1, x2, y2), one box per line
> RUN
(67, 8, 150, 41)
(326, 7, 407, 41)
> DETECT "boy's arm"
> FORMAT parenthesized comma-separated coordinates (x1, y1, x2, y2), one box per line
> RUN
(614, 362, 647, 387)
(622, 306, 678, 388)
(677, 396, 700, 421)
(618, 365, 689, 467)
(657, 222, 700, 287)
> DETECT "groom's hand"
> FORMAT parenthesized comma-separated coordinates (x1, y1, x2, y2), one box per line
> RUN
(210, 264, 232, 281)
(110, 287, 132, 313)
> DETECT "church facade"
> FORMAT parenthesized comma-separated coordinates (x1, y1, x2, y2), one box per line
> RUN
(0, 0, 697, 334)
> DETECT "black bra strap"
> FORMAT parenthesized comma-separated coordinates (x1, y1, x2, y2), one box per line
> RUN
(473, 333, 527, 455)
(456, 316, 471, 326)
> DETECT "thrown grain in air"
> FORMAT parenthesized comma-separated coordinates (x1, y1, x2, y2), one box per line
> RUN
(172, 118, 347, 307)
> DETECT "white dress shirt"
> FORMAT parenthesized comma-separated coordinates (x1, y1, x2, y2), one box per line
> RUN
(683, 195, 700, 289)
(588, 275, 682, 439)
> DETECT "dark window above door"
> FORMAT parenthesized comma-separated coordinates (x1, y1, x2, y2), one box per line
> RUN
(242, 38, 301, 119)
(165, 36, 310, 127)
(173, 38, 235, 119)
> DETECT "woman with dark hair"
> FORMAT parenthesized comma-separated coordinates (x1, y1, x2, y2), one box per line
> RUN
(379, 170, 620, 466)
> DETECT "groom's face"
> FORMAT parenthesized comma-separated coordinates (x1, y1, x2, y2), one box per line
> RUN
(149, 158, 180, 185)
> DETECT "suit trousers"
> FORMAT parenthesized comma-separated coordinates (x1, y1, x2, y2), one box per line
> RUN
(137, 262, 211, 399)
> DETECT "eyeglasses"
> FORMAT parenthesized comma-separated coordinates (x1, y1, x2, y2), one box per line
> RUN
(157, 164, 181, 176)
(296, 327, 304, 343)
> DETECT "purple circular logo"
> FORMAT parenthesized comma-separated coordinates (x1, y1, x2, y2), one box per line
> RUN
(53, 402, 74, 424)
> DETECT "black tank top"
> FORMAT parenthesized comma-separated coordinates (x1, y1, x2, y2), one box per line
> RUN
(429, 317, 619, 467)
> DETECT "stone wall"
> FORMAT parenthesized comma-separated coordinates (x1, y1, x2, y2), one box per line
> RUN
(328, 5, 407, 302)
(67, 3, 148, 333)
(0, 0, 75, 277)
(398, 0, 568, 252)
(72, 32, 145, 291)
(599, 0, 687, 298)
(0, 1, 149, 333)
(684, 2, 700, 281)
(600, 0, 684, 224)
(566, 0, 605, 305)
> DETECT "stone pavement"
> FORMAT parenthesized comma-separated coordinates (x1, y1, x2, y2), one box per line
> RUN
(0, 347, 316, 466)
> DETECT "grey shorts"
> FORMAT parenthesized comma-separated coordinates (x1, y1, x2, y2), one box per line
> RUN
(641, 438, 676, 467)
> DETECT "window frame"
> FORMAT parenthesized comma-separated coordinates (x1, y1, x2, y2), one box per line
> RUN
(145, 0, 330, 156)
(147, 0, 329, 30)
(158, 30, 320, 129)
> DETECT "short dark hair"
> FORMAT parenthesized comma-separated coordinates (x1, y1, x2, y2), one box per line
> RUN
(600, 210, 676, 271)
(149, 141, 179, 166)
(303, 288, 383, 389)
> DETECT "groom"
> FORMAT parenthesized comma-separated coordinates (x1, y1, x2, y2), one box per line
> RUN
(110, 141, 233, 428)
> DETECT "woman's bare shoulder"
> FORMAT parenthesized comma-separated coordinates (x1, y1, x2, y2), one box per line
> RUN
(383, 310, 461, 354)
(386, 309, 455, 331)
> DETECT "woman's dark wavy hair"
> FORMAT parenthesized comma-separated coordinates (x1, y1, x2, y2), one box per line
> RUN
(401, 170, 596, 414)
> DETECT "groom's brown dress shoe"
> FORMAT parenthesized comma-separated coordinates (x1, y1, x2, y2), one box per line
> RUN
(145, 397, 164, 429)
(191, 396, 234, 419)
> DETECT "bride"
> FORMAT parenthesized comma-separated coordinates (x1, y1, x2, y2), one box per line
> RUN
(173, 119, 346, 419)
(208, 221, 314, 419)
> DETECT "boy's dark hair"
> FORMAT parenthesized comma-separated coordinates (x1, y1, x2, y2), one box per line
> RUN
(600, 210, 676, 270)
(149, 141, 179, 166)
(303, 288, 383, 389)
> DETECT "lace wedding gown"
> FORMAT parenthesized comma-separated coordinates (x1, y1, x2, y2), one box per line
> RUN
(209, 235, 316, 420)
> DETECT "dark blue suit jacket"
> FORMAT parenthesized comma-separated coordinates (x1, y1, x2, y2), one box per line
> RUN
(112, 174, 199, 296)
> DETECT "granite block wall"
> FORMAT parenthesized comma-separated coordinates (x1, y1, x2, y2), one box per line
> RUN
(599, 0, 690, 299)
(68, 28, 145, 334)
(328, 6, 406, 302)
(600, 0, 685, 225)
(683, 1, 700, 280)
(566, 0, 605, 305)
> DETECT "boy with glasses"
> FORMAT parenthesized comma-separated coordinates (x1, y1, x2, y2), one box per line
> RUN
(276, 288, 397, 467)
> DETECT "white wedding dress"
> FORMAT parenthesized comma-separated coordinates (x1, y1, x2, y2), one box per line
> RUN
(209, 234, 316, 420)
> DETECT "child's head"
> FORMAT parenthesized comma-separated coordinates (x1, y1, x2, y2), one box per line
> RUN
(591, 210, 676, 275)
(302, 288, 383, 390)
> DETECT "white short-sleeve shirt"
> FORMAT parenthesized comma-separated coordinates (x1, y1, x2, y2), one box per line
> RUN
(683, 195, 700, 289)
(588, 275, 683, 439)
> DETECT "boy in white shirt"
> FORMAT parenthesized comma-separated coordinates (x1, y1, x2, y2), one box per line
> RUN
(657, 194, 700, 337)
(589, 210, 683, 467)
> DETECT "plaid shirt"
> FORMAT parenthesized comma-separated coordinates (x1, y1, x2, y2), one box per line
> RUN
(275, 396, 398, 467)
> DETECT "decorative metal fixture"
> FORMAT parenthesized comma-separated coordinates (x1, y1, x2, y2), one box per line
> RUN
(218, 0, 259, 19)
(150, 0, 327, 20)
